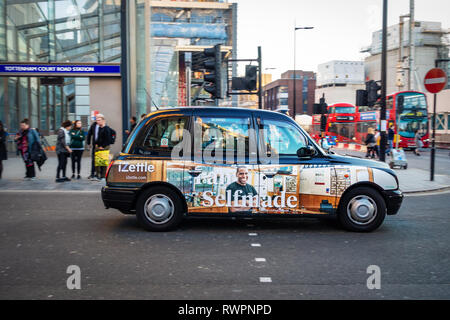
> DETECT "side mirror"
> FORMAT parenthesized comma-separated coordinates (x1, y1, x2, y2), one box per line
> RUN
(297, 146, 316, 159)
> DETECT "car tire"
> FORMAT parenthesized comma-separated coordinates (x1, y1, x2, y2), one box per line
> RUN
(338, 187, 386, 232)
(136, 186, 184, 232)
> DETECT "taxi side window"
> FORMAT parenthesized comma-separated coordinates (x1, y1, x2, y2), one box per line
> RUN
(141, 117, 188, 154)
(261, 119, 307, 156)
(195, 116, 251, 155)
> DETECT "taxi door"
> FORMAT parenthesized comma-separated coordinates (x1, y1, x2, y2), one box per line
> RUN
(256, 112, 337, 215)
(184, 109, 260, 216)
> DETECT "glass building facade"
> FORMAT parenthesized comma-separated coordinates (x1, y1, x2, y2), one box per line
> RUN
(0, 0, 121, 134)
(0, 0, 236, 142)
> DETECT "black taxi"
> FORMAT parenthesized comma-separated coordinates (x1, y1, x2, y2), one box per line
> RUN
(102, 107, 403, 232)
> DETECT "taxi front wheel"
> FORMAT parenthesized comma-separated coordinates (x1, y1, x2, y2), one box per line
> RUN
(136, 186, 184, 232)
(338, 187, 386, 232)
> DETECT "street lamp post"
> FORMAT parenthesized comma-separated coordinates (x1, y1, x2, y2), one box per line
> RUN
(293, 26, 314, 120)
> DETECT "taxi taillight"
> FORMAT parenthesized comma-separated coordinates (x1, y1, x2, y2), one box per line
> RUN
(105, 160, 114, 180)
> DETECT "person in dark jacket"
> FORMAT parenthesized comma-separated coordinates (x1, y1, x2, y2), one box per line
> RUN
(55, 120, 73, 182)
(15, 119, 40, 180)
(125, 116, 137, 137)
(365, 127, 376, 159)
(86, 120, 98, 179)
(0, 121, 8, 179)
(70, 120, 85, 179)
(386, 123, 395, 155)
(93, 114, 113, 180)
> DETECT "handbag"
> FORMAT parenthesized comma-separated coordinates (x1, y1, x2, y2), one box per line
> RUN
(95, 150, 110, 167)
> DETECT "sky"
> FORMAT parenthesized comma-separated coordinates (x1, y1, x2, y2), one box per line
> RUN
(234, 0, 450, 79)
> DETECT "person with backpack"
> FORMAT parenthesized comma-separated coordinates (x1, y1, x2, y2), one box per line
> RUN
(70, 120, 85, 179)
(14, 119, 41, 180)
(93, 114, 114, 180)
(55, 120, 73, 182)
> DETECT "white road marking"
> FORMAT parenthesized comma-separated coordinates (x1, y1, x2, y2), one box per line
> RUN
(248, 233, 258, 236)
(255, 258, 266, 262)
(259, 277, 272, 283)
(251, 243, 261, 247)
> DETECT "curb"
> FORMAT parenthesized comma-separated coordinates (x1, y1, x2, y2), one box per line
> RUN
(401, 186, 450, 195)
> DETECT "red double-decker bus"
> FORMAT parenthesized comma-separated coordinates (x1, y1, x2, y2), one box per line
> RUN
(386, 91, 429, 149)
(311, 91, 430, 149)
(311, 103, 358, 144)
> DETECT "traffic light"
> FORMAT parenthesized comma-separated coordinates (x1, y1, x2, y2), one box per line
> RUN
(231, 65, 258, 92)
(244, 65, 257, 91)
(320, 114, 327, 132)
(366, 80, 382, 107)
(202, 44, 223, 99)
(356, 89, 368, 107)
(314, 96, 328, 114)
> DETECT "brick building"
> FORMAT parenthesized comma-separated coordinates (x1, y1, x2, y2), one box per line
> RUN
(263, 70, 316, 116)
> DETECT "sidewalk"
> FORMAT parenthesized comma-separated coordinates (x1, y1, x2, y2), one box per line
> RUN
(395, 168, 450, 193)
(0, 152, 448, 194)
(0, 153, 105, 192)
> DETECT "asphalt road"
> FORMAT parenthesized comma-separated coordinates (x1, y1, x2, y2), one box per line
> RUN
(0, 191, 449, 300)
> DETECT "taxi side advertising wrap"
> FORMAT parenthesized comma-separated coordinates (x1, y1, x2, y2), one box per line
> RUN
(107, 160, 398, 216)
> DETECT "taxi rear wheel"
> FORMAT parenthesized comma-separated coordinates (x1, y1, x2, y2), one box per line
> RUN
(136, 186, 184, 232)
(338, 187, 386, 232)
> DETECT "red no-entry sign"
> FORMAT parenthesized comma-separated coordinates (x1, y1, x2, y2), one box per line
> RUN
(424, 68, 448, 94)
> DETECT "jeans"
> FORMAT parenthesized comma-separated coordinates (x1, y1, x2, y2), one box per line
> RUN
(71, 150, 84, 175)
(57, 152, 69, 178)
(90, 147, 96, 177)
(386, 140, 394, 154)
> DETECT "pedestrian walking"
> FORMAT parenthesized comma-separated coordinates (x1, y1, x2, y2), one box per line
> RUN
(15, 119, 40, 180)
(414, 130, 423, 156)
(93, 114, 113, 180)
(386, 123, 395, 155)
(55, 120, 73, 182)
(365, 127, 376, 159)
(374, 129, 380, 159)
(70, 120, 85, 179)
(0, 121, 8, 179)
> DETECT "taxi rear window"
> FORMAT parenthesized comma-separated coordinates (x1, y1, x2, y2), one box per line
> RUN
(136, 116, 188, 156)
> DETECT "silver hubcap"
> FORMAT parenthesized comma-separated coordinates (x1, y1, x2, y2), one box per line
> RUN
(347, 195, 377, 225)
(144, 194, 174, 225)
